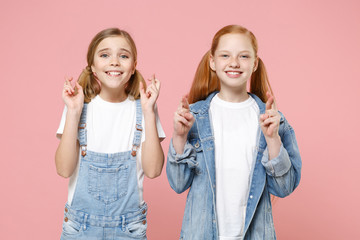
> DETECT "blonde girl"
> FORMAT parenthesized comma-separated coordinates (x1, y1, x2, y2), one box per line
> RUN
(167, 25, 301, 240)
(56, 28, 165, 239)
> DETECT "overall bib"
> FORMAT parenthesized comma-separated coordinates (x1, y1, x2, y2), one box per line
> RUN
(61, 100, 147, 240)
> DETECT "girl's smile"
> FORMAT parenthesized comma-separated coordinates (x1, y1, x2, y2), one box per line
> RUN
(91, 36, 136, 101)
(105, 70, 123, 77)
(225, 70, 243, 78)
(210, 33, 258, 93)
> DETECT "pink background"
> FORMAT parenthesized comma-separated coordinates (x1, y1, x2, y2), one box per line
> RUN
(1, 0, 359, 239)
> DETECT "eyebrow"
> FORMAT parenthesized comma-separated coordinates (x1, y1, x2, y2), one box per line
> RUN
(97, 48, 132, 54)
(217, 50, 252, 53)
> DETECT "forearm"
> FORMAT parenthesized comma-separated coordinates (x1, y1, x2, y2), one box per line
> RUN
(172, 133, 187, 155)
(265, 135, 281, 160)
(263, 122, 302, 197)
(263, 144, 296, 197)
(55, 110, 81, 178)
(141, 112, 164, 179)
(166, 140, 197, 193)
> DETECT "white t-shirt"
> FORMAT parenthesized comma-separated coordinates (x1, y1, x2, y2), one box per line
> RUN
(56, 95, 166, 206)
(210, 94, 259, 240)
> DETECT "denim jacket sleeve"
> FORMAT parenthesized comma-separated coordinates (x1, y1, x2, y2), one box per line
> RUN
(261, 116, 302, 198)
(166, 139, 198, 194)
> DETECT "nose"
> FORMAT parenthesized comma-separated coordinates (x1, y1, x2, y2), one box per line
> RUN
(229, 57, 240, 68)
(110, 56, 120, 66)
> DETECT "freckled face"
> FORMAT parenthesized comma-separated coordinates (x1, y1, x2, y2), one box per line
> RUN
(210, 33, 258, 90)
(91, 36, 136, 91)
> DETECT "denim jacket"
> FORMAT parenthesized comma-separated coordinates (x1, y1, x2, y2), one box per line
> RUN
(167, 92, 302, 240)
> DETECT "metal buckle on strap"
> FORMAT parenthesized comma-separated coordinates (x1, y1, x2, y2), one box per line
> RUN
(131, 145, 137, 157)
(81, 145, 87, 156)
(136, 124, 142, 131)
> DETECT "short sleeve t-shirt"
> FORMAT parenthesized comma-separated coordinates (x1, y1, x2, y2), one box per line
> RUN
(56, 95, 166, 206)
(210, 94, 259, 240)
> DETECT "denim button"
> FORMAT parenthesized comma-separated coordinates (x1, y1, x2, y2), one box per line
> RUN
(142, 220, 146, 225)
(64, 217, 68, 222)
(65, 208, 68, 213)
(250, 195, 253, 199)
(195, 142, 200, 148)
(142, 209, 146, 214)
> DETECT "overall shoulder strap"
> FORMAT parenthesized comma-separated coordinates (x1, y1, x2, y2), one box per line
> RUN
(131, 99, 143, 156)
(78, 103, 88, 156)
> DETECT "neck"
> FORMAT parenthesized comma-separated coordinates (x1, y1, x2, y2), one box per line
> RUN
(99, 87, 128, 103)
(218, 84, 249, 103)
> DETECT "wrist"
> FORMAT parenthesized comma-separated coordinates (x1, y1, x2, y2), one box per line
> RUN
(66, 108, 82, 119)
(265, 135, 281, 148)
(143, 109, 156, 120)
(172, 134, 187, 155)
(173, 133, 187, 144)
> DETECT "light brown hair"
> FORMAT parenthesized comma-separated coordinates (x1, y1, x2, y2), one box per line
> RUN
(78, 28, 146, 102)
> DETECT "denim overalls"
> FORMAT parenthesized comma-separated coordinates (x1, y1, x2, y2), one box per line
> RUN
(61, 99, 148, 240)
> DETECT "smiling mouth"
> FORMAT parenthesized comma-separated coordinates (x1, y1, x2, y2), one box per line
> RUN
(106, 71, 123, 76)
(225, 71, 243, 76)
(226, 71, 242, 74)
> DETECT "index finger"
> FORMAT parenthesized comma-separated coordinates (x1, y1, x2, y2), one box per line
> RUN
(153, 74, 160, 90)
(181, 95, 190, 110)
(65, 76, 73, 85)
(271, 98, 277, 111)
(266, 91, 277, 111)
(148, 74, 155, 84)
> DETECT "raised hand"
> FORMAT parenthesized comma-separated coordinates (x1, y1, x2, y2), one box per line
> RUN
(139, 74, 160, 114)
(172, 95, 195, 154)
(62, 76, 84, 112)
(259, 91, 281, 139)
(173, 96, 195, 138)
(259, 91, 282, 159)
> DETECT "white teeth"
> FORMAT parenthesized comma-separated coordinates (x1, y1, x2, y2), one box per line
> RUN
(227, 72, 240, 75)
(107, 72, 121, 76)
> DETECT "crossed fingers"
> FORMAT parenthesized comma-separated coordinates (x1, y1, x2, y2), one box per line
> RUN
(174, 96, 193, 127)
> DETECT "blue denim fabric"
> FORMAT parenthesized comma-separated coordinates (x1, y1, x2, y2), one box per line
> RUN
(61, 100, 148, 240)
(167, 92, 302, 240)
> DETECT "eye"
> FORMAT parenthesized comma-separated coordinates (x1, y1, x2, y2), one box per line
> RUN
(240, 55, 250, 59)
(120, 54, 129, 59)
(220, 54, 229, 58)
(100, 53, 109, 58)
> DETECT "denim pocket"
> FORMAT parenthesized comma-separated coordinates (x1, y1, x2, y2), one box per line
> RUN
(124, 217, 147, 238)
(88, 164, 129, 204)
(62, 217, 82, 237)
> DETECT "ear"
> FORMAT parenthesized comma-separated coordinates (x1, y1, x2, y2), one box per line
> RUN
(91, 65, 95, 73)
(253, 57, 259, 72)
(209, 54, 216, 71)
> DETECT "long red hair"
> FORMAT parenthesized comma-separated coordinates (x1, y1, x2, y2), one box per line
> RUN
(188, 25, 273, 104)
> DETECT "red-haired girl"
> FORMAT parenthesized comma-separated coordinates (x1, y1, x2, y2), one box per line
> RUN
(167, 25, 301, 240)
